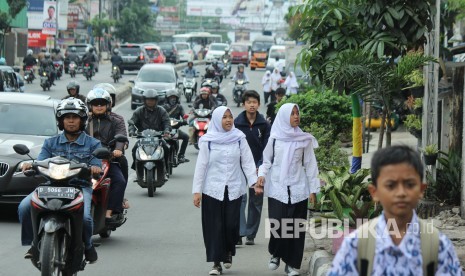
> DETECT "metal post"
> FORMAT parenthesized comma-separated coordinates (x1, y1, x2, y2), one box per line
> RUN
(462, 73, 465, 218)
(55, 0, 59, 49)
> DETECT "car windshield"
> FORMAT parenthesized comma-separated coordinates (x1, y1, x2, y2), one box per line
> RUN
(145, 48, 160, 58)
(175, 44, 189, 51)
(232, 45, 247, 52)
(270, 49, 285, 59)
(137, 68, 175, 82)
(0, 104, 57, 136)
(252, 42, 273, 52)
(210, 44, 228, 51)
(119, 47, 141, 56)
(158, 43, 172, 50)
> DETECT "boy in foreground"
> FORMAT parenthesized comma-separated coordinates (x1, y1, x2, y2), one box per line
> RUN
(328, 145, 463, 275)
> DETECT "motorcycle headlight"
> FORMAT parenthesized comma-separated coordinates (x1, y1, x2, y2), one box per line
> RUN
(113, 66, 117, 70)
(170, 119, 178, 127)
(43, 72, 46, 76)
(138, 147, 150, 160)
(38, 163, 81, 180)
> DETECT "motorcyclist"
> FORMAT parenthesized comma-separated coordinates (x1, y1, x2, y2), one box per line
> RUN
(183, 61, 198, 78)
(52, 47, 64, 62)
(39, 52, 56, 85)
(63, 80, 87, 103)
(193, 86, 217, 110)
(37, 48, 46, 64)
(22, 49, 37, 74)
(18, 97, 101, 263)
(204, 65, 216, 80)
(66, 46, 81, 67)
(210, 81, 227, 106)
(110, 48, 123, 76)
(128, 89, 171, 181)
(221, 50, 231, 63)
(82, 47, 97, 74)
(211, 60, 223, 82)
(162, 89, 190, 163)
(86, 88, 129, 224)
(232, 63, 249, 82)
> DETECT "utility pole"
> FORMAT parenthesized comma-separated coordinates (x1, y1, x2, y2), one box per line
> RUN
(55, 0, 59, 49)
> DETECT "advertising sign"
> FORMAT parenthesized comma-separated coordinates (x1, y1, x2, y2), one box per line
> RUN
(187, 0, 264, 17)
(27, 0, 44, 12)
(42, 1, 57, 35)
(28, 31, 48, 47)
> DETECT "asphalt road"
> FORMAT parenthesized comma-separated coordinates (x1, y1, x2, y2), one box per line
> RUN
(0, 63, 295, 276)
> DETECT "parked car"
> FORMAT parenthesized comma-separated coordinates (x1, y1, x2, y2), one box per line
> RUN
(118, 43, 151, 73)
(230, 43, 250, 66)
(64, 43, 99, 73)
(205, 43, 229, 64)
(174, 42, 194, 62)
(130, 64, 180, 110)
(159, 42, 180, 64)
(142, 44, 166, 63)
(0, 66, 20, 92)
(0, 93, 60, 204)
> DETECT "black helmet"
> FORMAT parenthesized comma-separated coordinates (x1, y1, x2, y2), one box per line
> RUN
(56, 98, 88, 131)
(210, 81, 219, 93)
(212, 60, 218, 66)
(55, 47, 61, 53)
(207, 65, 215, 73)
(67, 81, 80, 95)
(166, 89, 180, 100)
(143, 89, 159, 100)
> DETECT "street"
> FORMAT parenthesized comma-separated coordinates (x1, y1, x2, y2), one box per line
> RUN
(0, 63, 296, 276)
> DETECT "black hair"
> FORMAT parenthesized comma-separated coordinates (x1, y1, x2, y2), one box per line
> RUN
(275, 87, 286, 96)
(371, 145, 423, 186)
(242, 90, 261, 104)
(48, 6, 55, 11)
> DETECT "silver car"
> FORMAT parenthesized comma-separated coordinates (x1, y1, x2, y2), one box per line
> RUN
(174, 42, 194, 62)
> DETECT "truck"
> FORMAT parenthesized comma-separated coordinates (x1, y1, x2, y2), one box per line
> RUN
(250, 35, 275, 70)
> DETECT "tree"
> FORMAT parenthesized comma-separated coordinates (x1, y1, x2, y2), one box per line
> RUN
(86, 14, 114, 53)
(0, 0, 27, 56)
(284, 7, 303, 41)
(114, 2, 157, 43)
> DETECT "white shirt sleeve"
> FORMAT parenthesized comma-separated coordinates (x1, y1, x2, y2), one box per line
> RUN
(240, 138, 258, 187)
(192, 142, 209, 194)
(258, 138, 274, 178)
(304, 143, 320, 194)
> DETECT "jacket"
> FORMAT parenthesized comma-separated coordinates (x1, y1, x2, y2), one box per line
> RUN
(212, 93, 227, 106)
(266, 102, 277, 125)
(63, 94, 87, 103)
(23, 55, 37, 67)
(86, 113, 127, 151)
(111, 55, 123, 66)
(128, 105, 171, 134)
(163, 103, 186, 120)
(234, 111, 271, 166)
(66, 53, 80, 63)
(193, 96, 217, 110)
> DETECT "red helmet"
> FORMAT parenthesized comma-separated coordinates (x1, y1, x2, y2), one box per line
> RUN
(199, 87, 211, 95)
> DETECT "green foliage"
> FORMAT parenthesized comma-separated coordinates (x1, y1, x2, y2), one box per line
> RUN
(319, 166, 381, 227)
(423, 144, 439, 155)
(404, 114, 422, 130)
(426, 151, 462, 205)
(86, 14, 114, 40)
(277, 89, 352, 135)
(114, 3, 157, 43)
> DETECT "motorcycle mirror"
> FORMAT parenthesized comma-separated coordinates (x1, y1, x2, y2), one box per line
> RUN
(114, 134, 129, 143)
(92, 148, 112, 160)
(13, 144, 30, 155)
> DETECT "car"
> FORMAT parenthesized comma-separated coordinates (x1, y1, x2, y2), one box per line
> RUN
(142, 44, 166, 64)
(230, 43, 250, 65)
(130, 64, 180, 110)
(174, 42, 194, 62)
(118, 44, 151, 73)
(64, 43, 99, 73)
(0, 65, 21, 92)
(266, 45, 286, 72)
(205, 43, 229, 63)
(14, 72, 25, 92)
(0, 93, 60, 204)
(158, 42, 180, 64)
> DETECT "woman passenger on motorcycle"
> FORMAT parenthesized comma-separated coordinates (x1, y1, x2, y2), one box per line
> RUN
(232, 64, 249, 82)
(193, 87, 217, 110)
(210, 81, 227, 106)
(192, 106, 258, 275)
(63, 80, 86, 102)
(86, 88, 128, 224)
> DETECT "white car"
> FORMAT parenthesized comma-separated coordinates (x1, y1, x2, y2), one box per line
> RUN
(174, 42, 194, 62)
(205, 43, 229, 64)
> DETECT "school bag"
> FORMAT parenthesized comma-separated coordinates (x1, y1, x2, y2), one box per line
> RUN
(357, 216, 439, 276)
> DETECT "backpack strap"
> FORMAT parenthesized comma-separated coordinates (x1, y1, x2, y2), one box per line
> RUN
(271, 139, 276, 164)
(420, 219, 439, 276)
(357, 217, 379, 276)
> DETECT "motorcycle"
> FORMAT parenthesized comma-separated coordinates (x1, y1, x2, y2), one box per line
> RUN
(53, 61, 63, 80)
(24, 66, 35, 84)
(165, 117, 188, 174)
(131, 127, 168, 197)
(39, 68, 51, 91)
(191, 108, 212, 150)
(83, 63, 93, 81)
(13, 144, 110, 275)
(182, 77, 196, 103)
(111, 65, 121, 83)
(69, 61, 77, 78)
(232, 79, 249, 107)
(221, 58, 231, 77)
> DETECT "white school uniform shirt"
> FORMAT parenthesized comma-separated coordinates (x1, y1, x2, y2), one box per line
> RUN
(284, 75, 299, 95)
(262, 75, 272, 93)
(270, 72, 281, 91)
(257, 139, 320, 204)
(192, 138, 258, 201)
(328, 211, 464, 276)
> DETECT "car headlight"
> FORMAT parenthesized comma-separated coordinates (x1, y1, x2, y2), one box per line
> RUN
(38, 163, 81, 180)
(133, 87, 144, 94)
(16, 160, 33, 172)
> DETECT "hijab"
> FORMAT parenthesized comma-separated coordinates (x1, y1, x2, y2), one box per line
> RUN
(285, 72, 299, 88)
(262, 70, 271, 85)
(271, 68, 281, 81)
(270, 103, 318, 183)
(199, 106, 245, 145)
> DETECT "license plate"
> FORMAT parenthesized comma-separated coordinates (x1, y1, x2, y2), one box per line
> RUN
(40, 76, 48, 80)
(140, 138, 157, 145)
(197, 118, 208, 122)
(37, 187, 76, 199)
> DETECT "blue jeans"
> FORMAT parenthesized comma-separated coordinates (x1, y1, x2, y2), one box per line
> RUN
(18, 186, 94, 249)
(239, 188, 264, 239)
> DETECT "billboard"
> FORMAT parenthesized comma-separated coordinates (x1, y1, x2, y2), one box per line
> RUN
(28, 31, 48, 47)
(187, 0, 264, 17)
(42, 1, 57, 35)
(28, 0, 68, 31)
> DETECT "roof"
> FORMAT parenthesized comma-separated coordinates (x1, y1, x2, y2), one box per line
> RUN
(0, 93, 58, 107)
(0, 66, 14, 72)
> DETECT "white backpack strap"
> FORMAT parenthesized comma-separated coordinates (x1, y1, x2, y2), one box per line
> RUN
(419, 219, 439, 276)
(357, 217, 379, 276)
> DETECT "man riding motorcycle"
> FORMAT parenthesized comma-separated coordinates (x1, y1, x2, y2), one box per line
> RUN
(221, 50, 231, 63)
(110, 48, 123, 76)
(128, 89, 171, 181)
(211, 60, 223, 82)
(86, 88, 129, 224)
(37, 48, 46, 64)
(22, 49, 37, 76)
(63, 80, 87, 102)
(183, 61, 198, 91)
(52, 47, 65, 62)
(189, 87, 217, 144)
(39, 52, 56, 85)
(163, 90, 190, 163)
(204, 65, 217, 80)
(66, 46, 81, 70)
(18, 98, 101, 263)
(210, 81, 227, 106)
(82, 47, 97, 74)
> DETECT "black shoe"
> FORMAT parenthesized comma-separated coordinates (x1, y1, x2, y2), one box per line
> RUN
(223, 252, 232, 269)
(178, 155, 190, 163)
(245, 237, 255, 245)
(164, 173, 169, 182)
(24, 247, 33, 259)
(85, 246, 98, 263)
(105, 216, 119, 225)
(236, 238, 242, 246)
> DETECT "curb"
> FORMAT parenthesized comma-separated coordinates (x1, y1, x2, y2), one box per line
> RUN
(114, 82, 132, 104)
(308, 250, 332, 276)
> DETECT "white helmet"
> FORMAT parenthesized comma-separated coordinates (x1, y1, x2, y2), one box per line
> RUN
(27, 49, 33, 55)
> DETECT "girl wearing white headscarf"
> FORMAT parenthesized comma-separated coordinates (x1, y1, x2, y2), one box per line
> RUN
(284, 72, 299, 96)
(192, 106, 258, 275)
(270, 68, 282, 93)
(256, 103, 319, 276)
(262, 70, 273, 104)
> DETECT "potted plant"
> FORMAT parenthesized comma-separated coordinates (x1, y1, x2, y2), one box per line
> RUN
(404, 114, 422, 139)
(318, 167, 382, 254)
(423, 144, 439, 165)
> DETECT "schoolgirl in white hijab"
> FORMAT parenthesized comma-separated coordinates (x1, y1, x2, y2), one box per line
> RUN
(256, 103, 319, 276)
(284, 72, 299, 95)
(192, 106, 258, 275)
(262, 70, 273, 104)
(270, 68, 282, 92)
